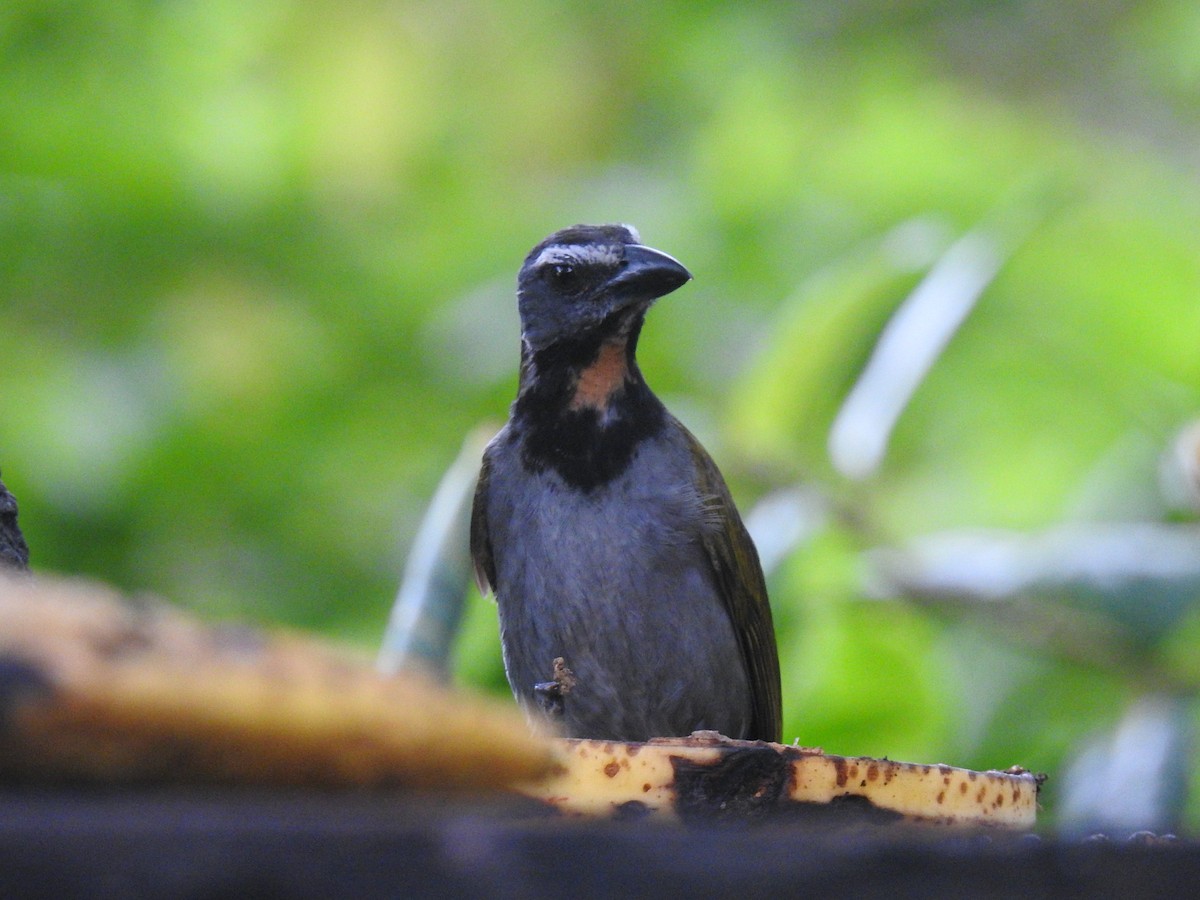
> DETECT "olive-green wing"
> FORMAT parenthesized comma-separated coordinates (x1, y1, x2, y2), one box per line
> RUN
(681, 426, 782, 743)
(469, 448, 497, 597)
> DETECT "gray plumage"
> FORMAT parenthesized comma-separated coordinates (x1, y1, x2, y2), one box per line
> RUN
(470, 224, 781, 742)
(477, 416, 753, 739)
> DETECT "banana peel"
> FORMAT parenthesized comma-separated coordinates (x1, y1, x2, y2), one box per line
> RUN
(523, 733, 1040, 829)
(0, 574, 1040, 828)
(0, 574, 553, 789)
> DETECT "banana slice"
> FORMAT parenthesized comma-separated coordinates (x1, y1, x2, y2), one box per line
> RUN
(523, 732, 1040, 829)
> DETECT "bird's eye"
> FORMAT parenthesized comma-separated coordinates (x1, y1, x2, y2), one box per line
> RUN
(545, 263, 577, 286)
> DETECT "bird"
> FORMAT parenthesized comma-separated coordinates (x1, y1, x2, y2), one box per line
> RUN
(0, 473, 29, 573)
(470, 224, 781, 743)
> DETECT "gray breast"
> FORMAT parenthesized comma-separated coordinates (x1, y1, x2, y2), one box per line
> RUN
(484, 429, 752, 740)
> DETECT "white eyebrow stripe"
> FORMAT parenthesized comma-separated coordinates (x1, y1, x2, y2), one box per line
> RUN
(533, 243, 622, 268)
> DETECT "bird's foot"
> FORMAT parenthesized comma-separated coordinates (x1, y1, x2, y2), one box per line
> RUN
(533, 656, 576, 720)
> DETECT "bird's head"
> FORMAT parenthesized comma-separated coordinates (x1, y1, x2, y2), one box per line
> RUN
(516, 224, 692, 353)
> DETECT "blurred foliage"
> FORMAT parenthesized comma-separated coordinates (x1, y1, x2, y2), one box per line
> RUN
(4, 1, 1200, 832)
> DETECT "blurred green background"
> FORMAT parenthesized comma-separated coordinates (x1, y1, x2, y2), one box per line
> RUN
(4, 1, 1200, 832)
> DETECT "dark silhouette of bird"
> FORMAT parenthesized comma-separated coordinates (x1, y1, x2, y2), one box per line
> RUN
(470, 224, 781, 742)
(0, 473, 29, 572)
